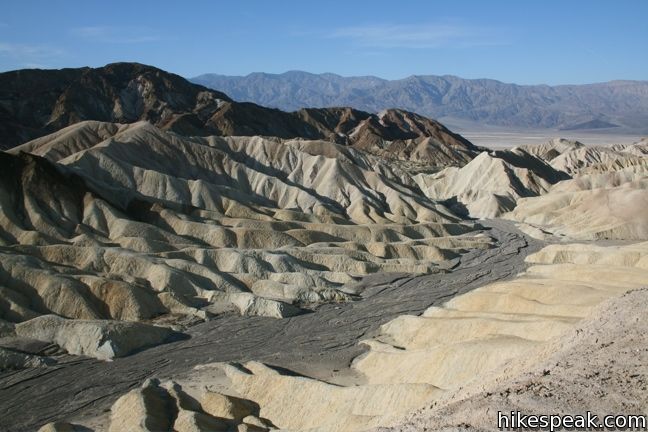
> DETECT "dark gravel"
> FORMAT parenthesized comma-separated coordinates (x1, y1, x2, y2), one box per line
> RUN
(0, 219, 542, 431)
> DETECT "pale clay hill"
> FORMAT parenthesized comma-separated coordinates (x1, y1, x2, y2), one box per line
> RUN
(6, 124, 641, 343)
(414, 148, 569, 218)
(36, 241, 648, 432)
(1, 120, 492, 365)
(0, 102, 646, 430)
(508, 138, 648, 240)
(413, 137, 648, 229)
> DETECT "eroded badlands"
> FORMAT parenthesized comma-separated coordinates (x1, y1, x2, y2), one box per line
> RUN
(0, 120, 646, 432)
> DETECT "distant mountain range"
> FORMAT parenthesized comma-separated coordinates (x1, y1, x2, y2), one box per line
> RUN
(0, 63, 481, 164)
(191, 72, 648, 132)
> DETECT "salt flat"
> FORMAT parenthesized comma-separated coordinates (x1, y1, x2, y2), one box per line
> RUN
(459, 129, 643, 148)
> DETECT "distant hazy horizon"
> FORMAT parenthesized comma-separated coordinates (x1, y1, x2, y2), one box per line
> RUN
(191, 69, 648, 88)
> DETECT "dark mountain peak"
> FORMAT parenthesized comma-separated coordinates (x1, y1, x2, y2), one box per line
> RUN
(99, 61, 160, 74)
(1, 62, 479, 166)
(296, 107, 372, 136)
(81, 61, 231, 101)
(0, 62, 233, 148)
(377, 108, 476, 148)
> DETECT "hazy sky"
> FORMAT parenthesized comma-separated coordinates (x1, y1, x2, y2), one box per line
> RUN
(1, 0, 647, 84)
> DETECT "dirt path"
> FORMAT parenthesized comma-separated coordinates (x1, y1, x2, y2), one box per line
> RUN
(0, 219, 542, 432)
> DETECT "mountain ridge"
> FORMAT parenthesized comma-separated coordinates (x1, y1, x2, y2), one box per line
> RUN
(196, 70, 648, 86)
(0, 62, 481, 166)
(191, 71, 648, 132)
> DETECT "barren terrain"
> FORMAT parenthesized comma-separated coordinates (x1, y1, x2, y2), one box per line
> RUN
(0, 220, 536, 431)
(0, 63, 646, 432)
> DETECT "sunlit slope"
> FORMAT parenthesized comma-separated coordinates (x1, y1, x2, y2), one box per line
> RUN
(184, 241, 648, 432)
(1, 121, 488, 325)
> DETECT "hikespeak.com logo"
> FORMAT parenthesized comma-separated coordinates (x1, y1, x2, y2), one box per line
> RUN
(498, 411, 648, 431)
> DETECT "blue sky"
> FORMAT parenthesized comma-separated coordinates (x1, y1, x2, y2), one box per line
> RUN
(1, 0, 647, 84)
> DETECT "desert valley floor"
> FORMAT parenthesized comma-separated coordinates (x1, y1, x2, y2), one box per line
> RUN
(0, 64, 647, 432)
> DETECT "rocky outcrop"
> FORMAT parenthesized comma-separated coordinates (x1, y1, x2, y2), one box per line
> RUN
(107, 379, 272, 432)
(0, 346, 55, 370)
(15, 315, 177, 360)
(108, 378, 179, 432)
(201, 391, 257, 421)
